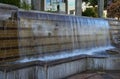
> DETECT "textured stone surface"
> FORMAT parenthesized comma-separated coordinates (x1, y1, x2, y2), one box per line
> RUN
(66, 71, 120, 79)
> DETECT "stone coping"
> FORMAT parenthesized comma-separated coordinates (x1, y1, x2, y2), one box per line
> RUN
(0, 55, 107, 72)
(18, 10, 106, 21)
(0, 3, 18, 10)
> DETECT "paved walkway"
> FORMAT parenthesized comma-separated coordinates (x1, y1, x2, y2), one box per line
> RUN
(66, 71, 120, 79)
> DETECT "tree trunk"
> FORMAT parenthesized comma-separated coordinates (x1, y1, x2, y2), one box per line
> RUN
(75, 0, 82, 16)
(98, 0, 104, 18)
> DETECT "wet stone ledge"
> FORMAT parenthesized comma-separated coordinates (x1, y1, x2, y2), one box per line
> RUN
(0, 55, 88, 72)
(0, 52, 120, 79)
(0, 55, 109, 79)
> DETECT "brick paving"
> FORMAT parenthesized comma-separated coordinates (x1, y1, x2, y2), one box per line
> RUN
(66, 71, 120, 79)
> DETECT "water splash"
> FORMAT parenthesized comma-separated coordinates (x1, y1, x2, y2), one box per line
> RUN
(19, 46, 114, 63)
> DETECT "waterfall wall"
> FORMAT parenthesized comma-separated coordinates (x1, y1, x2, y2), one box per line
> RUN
(18, 10, 112, 57)
(0, 4, 113, 62)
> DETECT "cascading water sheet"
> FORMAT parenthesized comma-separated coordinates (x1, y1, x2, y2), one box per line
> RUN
(18, 11, 114, 62)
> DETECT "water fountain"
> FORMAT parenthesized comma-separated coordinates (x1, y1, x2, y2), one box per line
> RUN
(0, 3, 119, 79)
(17, 10, 114, 61)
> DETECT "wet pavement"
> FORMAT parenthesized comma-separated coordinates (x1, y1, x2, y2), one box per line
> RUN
(66, 71, 120, 79)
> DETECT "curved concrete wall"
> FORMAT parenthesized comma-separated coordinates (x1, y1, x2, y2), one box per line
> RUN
(0, 56, 120, 79)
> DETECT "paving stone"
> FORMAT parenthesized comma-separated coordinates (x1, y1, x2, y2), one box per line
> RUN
(66, 71, 120, 79)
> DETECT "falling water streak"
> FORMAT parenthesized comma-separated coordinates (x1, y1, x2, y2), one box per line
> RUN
(75, 17, 79, 49)
(73, 17, 77, 49)
(64, 16, 67, 51)
(71, 17, 74, 49)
